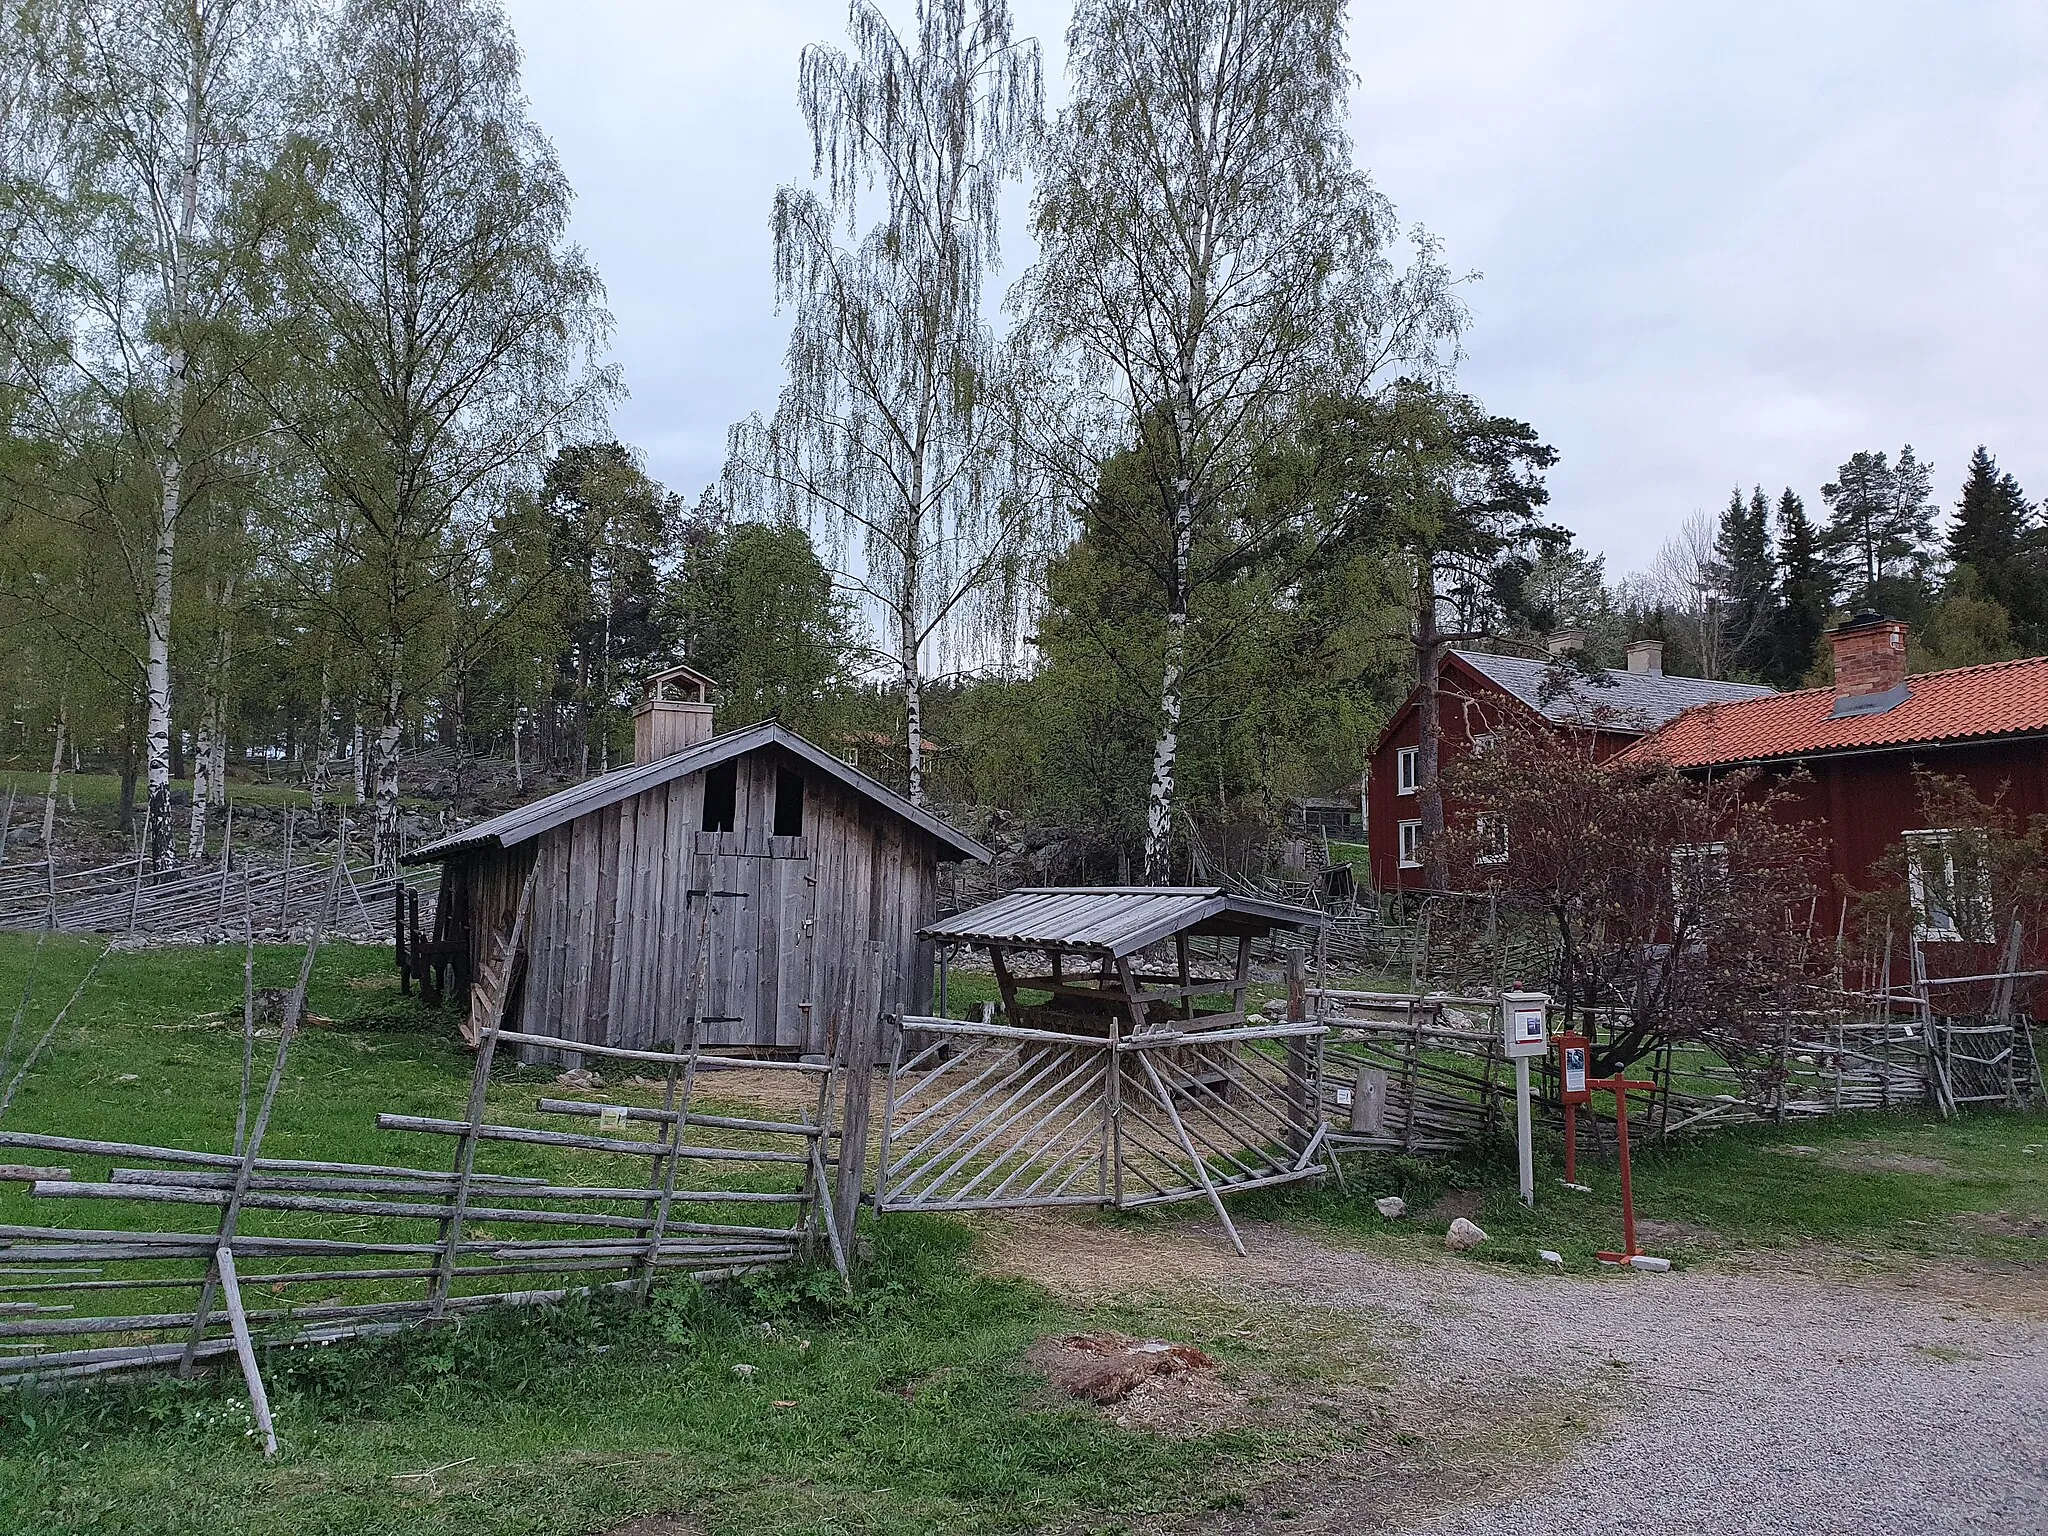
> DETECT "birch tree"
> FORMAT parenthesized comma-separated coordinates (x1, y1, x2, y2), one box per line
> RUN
(256, 0, 611, 869)
(0, 0, 291, 869)
(727, 0, 1044, 805)
(1017, 0, 1465, 880)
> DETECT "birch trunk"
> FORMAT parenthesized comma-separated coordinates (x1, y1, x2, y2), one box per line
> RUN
(1142, 464, 1195, 884)
(144, 487, 178, 870)
(188, 695, 213, 861)
(371, 678, 403, 873)
(351, 722, 365, 805)
(41, 703, 66, 854)
(1415, 552, 1449, 892)
(309, 662, 331, 818)
(145, 11, 206, 873)
(901, 606, 924, 806)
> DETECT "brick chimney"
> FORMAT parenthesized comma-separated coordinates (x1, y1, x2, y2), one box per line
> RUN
(1827, 611, 1909, 717)
(633, 663, 716, 763)
(1545, 627, 1586, 657)
(1625, 639, 1664, 676)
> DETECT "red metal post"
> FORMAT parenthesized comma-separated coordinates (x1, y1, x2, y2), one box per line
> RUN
(1613, 1085, 1636, 1257)
(1563, 1099, 1577, 1185)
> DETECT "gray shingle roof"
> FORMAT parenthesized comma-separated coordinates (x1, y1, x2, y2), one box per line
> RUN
(403, 721, 992, 865)
(1452, 650, 1774, 734)
(922, 886, 1322, 958)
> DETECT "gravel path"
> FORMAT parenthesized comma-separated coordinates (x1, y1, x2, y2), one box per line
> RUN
(983, 1214, 2048, 1535)
(1238, 1228, 2048, 1536)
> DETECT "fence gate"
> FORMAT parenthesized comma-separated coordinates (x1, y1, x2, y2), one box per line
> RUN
(874, 1015, 1326, 1251)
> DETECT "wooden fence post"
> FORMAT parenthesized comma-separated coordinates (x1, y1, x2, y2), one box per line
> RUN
(831, 943, 885, 1261)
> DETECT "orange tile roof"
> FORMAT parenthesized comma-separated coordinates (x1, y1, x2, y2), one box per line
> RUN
(1617, 654, 2048, 769)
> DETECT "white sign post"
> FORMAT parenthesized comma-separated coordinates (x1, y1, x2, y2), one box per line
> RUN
(1501, 992, 1548, 1208)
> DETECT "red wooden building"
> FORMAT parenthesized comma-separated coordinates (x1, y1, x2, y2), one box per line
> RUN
(1617, 612, 2048, 933)
(1367, 642, 1774, 891)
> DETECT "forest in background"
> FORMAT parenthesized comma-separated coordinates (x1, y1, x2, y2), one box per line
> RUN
(4, 0, 2045, 886)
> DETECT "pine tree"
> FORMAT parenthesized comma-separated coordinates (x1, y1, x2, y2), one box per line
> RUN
(1820, 445, 1938, 613)
(1946, 446, 2039, 641)
(1713, 485, 1775, 675)
(1771, 490, 1831, 687)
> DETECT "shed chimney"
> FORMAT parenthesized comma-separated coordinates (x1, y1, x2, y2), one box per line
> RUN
(1545, 627, 1586, 657)
(1827, 611, 1909, 717)
(1625, 639, 1664, 676)
(633, 663, 716, 763)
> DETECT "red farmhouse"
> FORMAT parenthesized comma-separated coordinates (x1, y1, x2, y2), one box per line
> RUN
(1618, 612, 2048, 931)
(1368, 643, 1773, 892)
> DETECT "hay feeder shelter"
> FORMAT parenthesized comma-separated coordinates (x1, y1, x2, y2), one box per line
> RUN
(876, 887, 1330, 1253)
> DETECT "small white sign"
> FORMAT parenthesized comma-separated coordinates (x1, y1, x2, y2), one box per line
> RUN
(598, 1105, 628, 1132)
(1502, 992, 1549, 1059)
(1563, 1045, 1588, 1097)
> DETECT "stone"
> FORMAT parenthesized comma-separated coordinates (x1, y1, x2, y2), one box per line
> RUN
(1539, 1249, 1564, 1266)
(1445, 1217, 1488, 1252)
(1374, 1196, 1407, 1220)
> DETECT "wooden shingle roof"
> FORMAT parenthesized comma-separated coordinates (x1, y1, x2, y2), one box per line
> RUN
(404, 722, 992, 865)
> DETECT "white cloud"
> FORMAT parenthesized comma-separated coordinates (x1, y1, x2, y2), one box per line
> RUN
(504, 0, 2048, 571)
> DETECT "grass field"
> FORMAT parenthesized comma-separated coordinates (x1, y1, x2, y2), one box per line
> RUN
(0, 936, 2040, 1535)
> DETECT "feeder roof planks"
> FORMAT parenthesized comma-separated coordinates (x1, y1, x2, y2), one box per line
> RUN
(923, 886, 1322, 958)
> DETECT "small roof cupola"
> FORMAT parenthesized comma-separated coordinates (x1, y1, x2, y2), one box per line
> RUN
(1828, 611, 1910, 719)
(633, 662, 716, 763)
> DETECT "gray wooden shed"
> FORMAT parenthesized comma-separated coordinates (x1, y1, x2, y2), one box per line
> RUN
(404, 718, 991, 1061)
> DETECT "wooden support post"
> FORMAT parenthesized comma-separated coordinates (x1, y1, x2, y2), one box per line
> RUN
(278, 809, 294, 928)
(215, 1244, 278, 1458)
(180, 856, 345, 1377)
(1282, 949, 1315, 1159)
(635, 896, 714, 1300)
(234, 871, 256, 1157)
(395, 884, 409, 995)
(831, 943, 885, 1260)
(428, 867, 537, 1319)
(1174, 934, 1194, 1023)
(989, 946, 1020, 1021)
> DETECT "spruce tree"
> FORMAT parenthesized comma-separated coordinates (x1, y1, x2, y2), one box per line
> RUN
(1946, 446, 2039, 641)
(1713, 485, 1775, 675)
(1771, 490, 1831, 687)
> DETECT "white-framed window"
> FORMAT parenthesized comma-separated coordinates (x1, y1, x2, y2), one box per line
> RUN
(1476, 814, 1508, 866)
(1670, 841, 1728, 915)
(1471, 732, 1497, 757)
(1905, 828, 1991, 942)
(1396, 746, 1420, 795)
(1397, 819, 1424, 869)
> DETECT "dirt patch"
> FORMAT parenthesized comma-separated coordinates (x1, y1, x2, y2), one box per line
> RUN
(595, 1518, 697, 1536)
(1633, 1217, 1716, 1247)
(1026, 1331, 1226, 1429)
(1956, 1209, 2048, 1240)
(976, 1208, 1249, 1297)
(1422, 1189, 1483, 1225)
(1823, 1148, 1956, 1176)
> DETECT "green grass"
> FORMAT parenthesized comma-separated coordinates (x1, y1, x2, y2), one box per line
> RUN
(1, 938, 2040, 1533)
(2, 1218, 1266, 1536)
(1240, 1105, 2048, 1272)
(0, 937, 1335, 1536)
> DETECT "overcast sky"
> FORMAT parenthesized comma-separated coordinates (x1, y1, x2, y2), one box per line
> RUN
(499, 1, 2048, 577)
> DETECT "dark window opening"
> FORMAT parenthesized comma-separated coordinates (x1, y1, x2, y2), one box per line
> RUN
(773, 765, 805, 837)
(701, 761, 736, 832)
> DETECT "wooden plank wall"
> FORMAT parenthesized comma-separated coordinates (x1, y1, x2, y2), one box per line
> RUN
(455, 745, 942, 1062)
